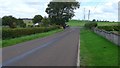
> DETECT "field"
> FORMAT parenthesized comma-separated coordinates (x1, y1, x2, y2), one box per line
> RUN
(80, 29, 119, 66)
(68, 20, 119, 27)
(23, 20, 119, 27)
(23, 20, 33, 27)
(67, 20, 85, 26)
(97, 22, 119, 26)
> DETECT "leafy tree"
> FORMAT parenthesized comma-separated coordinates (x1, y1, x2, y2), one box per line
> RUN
(92, 19, 96, 22)
(17, 19, 26, 28)
(33, 15, 43, 24)
(41, 17, 50, 26)
(45, 0, 80, 29)
(2, 16, 17, 28)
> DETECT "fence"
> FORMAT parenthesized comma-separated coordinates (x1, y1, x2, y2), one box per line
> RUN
(93, 28, 120, 46)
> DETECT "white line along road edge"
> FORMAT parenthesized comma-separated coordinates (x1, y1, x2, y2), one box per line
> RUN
(77, 35, 80, 66)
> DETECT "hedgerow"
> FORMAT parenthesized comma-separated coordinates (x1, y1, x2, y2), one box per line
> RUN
(97, 26, 120, 31)
(2, 26, 60, 40)
(84, 22, 98, 29)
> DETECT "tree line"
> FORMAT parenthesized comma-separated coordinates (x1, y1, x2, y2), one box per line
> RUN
(2, 0, 80, 29)
(2, 16, 26, 28)
(2, 15, 50, 28)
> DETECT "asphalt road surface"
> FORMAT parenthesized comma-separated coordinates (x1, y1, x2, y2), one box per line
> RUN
(2, 27, 80, 66)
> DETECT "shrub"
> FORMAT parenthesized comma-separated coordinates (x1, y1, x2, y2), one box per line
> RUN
(2, 26, 60, 40)
(84, 22, 97, 29)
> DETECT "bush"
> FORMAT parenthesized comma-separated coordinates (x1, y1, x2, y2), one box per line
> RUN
(84, 22, 97, 29)
(2, 26, 60, 40)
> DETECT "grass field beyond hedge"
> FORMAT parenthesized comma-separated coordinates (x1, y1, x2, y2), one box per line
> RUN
(68, 20, 119, 27)
(80, 28, 119, 66)
(68, 20, 85, 26)
(2, 29, 62, 47)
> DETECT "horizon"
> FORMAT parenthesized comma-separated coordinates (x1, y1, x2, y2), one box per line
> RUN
(0, 0, 119, 22)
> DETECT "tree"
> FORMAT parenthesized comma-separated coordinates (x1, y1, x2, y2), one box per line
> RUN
(41, 16, 50, 26)
(17, 19, 26, 28)
(2, 16, 17, 28)
(92, 19, 96, 22)
(33, 15, 43, 24)
(45, 0, 80, 29)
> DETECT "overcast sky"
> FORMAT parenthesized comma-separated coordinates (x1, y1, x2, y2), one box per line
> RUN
(0, 0, 119, 21)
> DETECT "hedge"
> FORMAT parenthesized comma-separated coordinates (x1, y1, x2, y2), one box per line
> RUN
(97, 26, 120, 31)
(84, 22, 97, 29)
(2, 26, 60, 40)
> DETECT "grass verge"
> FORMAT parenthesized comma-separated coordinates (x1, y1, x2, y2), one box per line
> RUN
(2, 29, 63, 48)
(80, 28, 119, 66)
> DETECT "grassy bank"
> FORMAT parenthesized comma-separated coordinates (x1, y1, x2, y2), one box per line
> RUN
(80, 28, 119, 66)
(2, 29, 63, 47)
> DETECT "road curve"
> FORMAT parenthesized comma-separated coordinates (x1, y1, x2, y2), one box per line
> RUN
(2, 27, 80, 66)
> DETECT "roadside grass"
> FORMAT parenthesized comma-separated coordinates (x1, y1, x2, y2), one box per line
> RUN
(2, 29, 63, 48)
(80, 28, 119, 66)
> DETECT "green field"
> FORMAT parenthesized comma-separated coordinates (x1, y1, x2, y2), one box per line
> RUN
(24, 20, 119, 27)
(23, 20, 33, 27)
(68, 20, 85, 26)
(2, 29, 63, 47)
(80, 29, 119, 66)
(97, 22, 119, 26)
(68, 20, 119, 27)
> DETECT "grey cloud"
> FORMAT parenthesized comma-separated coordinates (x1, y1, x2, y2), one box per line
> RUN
(25, 2, 41, 5)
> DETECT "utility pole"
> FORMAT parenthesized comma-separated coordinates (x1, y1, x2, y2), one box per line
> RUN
(118, 1, 120, 22)
(84, 8, 85, 20)
(88, 10, 90, 21)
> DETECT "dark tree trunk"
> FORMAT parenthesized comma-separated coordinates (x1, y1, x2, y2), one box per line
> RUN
(63, 25, 66, 29)
(61, 24, 66, 29)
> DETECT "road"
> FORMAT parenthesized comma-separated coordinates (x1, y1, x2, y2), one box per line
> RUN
(2, 27, 80, 66)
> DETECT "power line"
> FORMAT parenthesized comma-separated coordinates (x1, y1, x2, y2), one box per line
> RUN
(92, 1, 107, 20)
